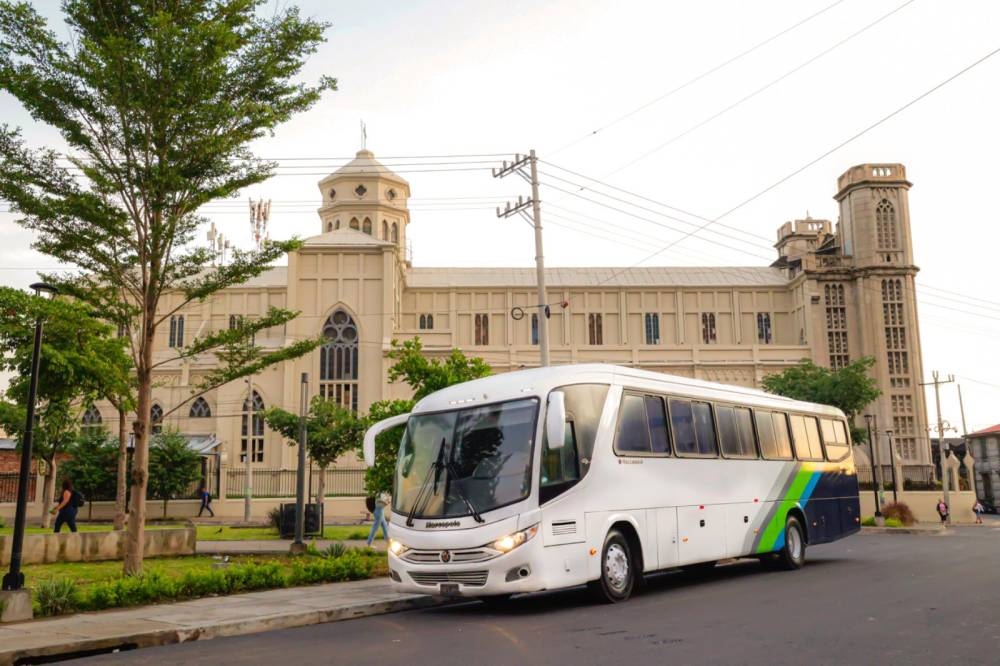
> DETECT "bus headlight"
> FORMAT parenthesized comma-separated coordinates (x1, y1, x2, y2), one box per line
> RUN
(491, 525, 538, 553)
(388, 539, 408, 556)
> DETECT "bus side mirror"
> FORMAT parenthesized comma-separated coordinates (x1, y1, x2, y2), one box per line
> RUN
(546, 391, 566, 450)
(363, 412, 410, 466)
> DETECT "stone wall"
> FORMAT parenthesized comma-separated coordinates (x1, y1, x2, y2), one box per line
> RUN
(0, 525, 195, 565)
(860, 490, 978, 524)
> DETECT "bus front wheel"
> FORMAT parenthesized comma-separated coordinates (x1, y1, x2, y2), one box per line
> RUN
(768, 515, 806, 570)
(589, 529, 635, 603)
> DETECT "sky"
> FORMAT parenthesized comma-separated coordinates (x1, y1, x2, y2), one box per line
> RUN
(2, 0, 999, 438)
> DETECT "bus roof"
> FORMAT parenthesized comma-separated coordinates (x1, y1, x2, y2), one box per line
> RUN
(411, 363, 847, 419)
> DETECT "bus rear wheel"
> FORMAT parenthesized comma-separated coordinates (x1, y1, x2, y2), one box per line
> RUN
(767, 515, 806, 571)
(589, 529, 635, 603)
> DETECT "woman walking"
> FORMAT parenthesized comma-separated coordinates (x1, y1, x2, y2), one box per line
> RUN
(366, 491, 390, 546)
(50, 478, 79, 533)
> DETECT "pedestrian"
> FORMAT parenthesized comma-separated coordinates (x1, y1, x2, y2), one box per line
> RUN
(366, 491, 390, 546)
(198, 483, 214, 518)
(973, 500, 984, 524)
(936, 498, 949, 524)
(50, 478, 79, 533)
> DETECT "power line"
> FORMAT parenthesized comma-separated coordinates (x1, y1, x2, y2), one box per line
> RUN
(603, 0, 918, 179)
(548, 0, 849, 156)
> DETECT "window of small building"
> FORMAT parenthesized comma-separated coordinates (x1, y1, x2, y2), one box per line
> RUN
(168, 315, 184, 348)
(531, 313, 538, 345)
(418, 314, 434, 330)
(588, 313, 603, 345)
(701, 313, 717, 344)
(757, 313, 772, 344)
(644, 313, 660, 344)
(474, 313, 489, 345)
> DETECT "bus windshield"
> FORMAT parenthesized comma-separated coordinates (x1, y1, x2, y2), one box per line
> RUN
(394, 398, 538, 520)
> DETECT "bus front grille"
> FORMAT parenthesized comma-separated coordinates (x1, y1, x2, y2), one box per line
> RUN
(402, 549, 496, 564)
(409, 570, 489, 587)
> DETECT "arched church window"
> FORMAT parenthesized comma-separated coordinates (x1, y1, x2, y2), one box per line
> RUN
(81, 404, 102, 430)
(241, 391, 265, 463)
(326, 221, 333, 232)
(189, 397, 212, 418)
(349, 217, 360, 231)
(875, 199, 898, 250)
(390, 223, 398, 243)
(319, 309, 359, 412)
(334, 219, 340, 230)
(362, 217, 372, 235)
(150, 403, 163, 434)
(382, 221, 389, 240)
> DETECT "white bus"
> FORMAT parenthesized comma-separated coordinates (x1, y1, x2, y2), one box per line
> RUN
(364, 363, 860, 603)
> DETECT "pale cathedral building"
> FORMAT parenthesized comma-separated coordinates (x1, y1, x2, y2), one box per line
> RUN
(83, 152, 931, 496)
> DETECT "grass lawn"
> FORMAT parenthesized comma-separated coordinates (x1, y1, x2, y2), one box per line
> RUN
(194, 524, 372, 541)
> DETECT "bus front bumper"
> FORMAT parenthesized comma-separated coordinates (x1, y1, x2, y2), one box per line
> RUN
(387, 533, 548, 598)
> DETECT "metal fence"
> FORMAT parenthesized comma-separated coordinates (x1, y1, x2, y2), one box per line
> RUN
(0, 472, 35, 503)
(856, 464, 969, 491)
(225, 467, 365, 499)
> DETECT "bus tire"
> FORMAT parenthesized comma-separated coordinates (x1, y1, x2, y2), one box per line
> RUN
(771, 515, 806, 570)
(588, 529, 635, 603)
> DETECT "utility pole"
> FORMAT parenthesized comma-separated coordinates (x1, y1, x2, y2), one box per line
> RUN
(494, 150, 550, 367)
(244, 376, 254, 523)
(957, 383, 968, 436)
(864, 414, 881, 518)
(920, 371, 955, 523)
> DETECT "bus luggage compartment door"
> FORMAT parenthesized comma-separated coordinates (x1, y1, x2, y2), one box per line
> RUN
(677, 504, 727, 565)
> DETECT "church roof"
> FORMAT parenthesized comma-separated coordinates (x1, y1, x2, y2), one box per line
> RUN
(320, 149, 409, 185)
(301, 228, 394, 248)
(968, 424, 1000, 438)
(405, 266, 788, 288)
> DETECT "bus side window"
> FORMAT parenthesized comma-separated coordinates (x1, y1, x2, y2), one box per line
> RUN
(755, 410, 778, 459)
(804, 416, 824, 460)
(616, 394, 652, 454)
(692, 401, 718, 456)
(645, 395, 670, 454)
(734, 407, 758, 458)
(539, 384, 609, 504)
(668, 399, 697, 455)
(719, 405, 756, 459)
(821, 419, 851, 462)
(790, 414, 822, 461)
(770, 412, 793, 459)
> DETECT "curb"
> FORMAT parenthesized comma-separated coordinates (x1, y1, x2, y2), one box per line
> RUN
(0, 594, 449, 666)
(859, 526, 946, 535)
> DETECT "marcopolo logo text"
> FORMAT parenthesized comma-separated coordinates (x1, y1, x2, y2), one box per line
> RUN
(425, 520, 461, 528)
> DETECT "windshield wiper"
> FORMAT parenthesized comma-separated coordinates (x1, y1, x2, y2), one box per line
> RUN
(406, 437, 447, 527)
(446, 462, 485, 523)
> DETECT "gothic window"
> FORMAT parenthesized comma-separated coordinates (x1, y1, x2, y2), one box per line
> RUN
(382, 220, 389, 239)
(756, 313, 772, 344)
(328, 188, 336, 200)
(319, 309, 359, 411)
(390, 223, 398, 243)
(189, 397, 212, 418)
(334, 219, 340, 230)
(531, 313, 539, 345)
(588, 313, 603, 345)
(150, 403, 163, 434)
(349, 217, 360, 230)
(419, 314, 434, 330)
(362, 217, 372, 235)
(354, 184, 367, 197)
(168, 315, 184, 348)
(474, 313, 490, 345)
(700, 313, 717, 344)
(875, 199, 898, 250)
(644, 313, 660, 345)
(386, 188, 397, 200)
(81, 405, 102, 430)
(229, 314, 239, 330)
(825, 284, 849, 369)
(241, 391, 265, 462)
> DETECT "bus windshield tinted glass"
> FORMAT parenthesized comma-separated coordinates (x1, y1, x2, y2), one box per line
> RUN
(394, 398, 538, 519)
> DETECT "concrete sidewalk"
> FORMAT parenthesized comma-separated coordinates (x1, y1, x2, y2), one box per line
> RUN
(197, 539, 387, 555)
(0, 578, 445, 666)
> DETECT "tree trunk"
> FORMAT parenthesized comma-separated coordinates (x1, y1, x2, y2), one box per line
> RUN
(39, 457, 56, 529)
(124, 351, 153, 576)
(317, 466, 326, 507)
(163, 497, 168, 519)
(113, 405, 128, 530)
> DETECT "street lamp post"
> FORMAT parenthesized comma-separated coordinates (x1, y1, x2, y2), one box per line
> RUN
(885, 429, 899, 504)
(864, 414, 882, 518)
(2, 283, 58, 593)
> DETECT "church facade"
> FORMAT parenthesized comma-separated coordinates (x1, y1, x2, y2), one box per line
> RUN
(86, 152, 931, 478)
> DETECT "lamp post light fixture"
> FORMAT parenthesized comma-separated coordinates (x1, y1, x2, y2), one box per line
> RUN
(2, 282, 59, 593)
(863, 414, 882, 518)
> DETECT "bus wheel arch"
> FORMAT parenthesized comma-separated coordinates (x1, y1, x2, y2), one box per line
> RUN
(589, 525, 640, 603)
(609, 520, 644, 575)
(786, 506, 809, 545)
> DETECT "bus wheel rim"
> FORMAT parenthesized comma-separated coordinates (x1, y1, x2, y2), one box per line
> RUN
(788, 525, 802, 559)
(605, 543, 629, 591)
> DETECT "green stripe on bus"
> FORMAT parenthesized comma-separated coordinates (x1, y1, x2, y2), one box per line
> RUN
(756, 468, 813, 553)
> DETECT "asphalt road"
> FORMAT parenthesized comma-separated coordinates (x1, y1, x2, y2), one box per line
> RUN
(72, 525, 1000, 666)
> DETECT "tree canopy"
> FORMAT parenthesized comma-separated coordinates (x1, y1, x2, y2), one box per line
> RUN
(386, 338, 492, 401)
(148, 430, 202, 516)
(0, 0, 335, 572)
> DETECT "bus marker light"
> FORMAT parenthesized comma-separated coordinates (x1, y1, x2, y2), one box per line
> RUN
(589, 548, 597, 556)
(754, 498, 759, 503)
(682, 537, 688, 542)
(699, 505, 704, 510)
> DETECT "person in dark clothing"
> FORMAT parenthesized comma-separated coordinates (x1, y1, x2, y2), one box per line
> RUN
(197, 483, 214, 517)
(51, 478, 78, 533)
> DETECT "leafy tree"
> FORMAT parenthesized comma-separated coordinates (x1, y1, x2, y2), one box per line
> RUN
(0, 1, 335, 573)
(360, 399, 414, 497)
(761, 356, 881, 443)
(386, 338, 492, 401)
(0, 287, 131, 526)
(61, 429, 118, 521)
(263, 397, 365, 503)
(148, 430, 201, 517)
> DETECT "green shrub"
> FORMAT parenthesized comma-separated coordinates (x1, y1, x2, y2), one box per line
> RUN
(881, 502, 916, 526)
(289, 551, 374, 586)
(267, 507, 282, 531)
(861, 516, 876, 527)
(885, 517, 903, 528)
(0, 516, 6, 529)
(35, 578, 80, 617)
(324, 543, 348, 559)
